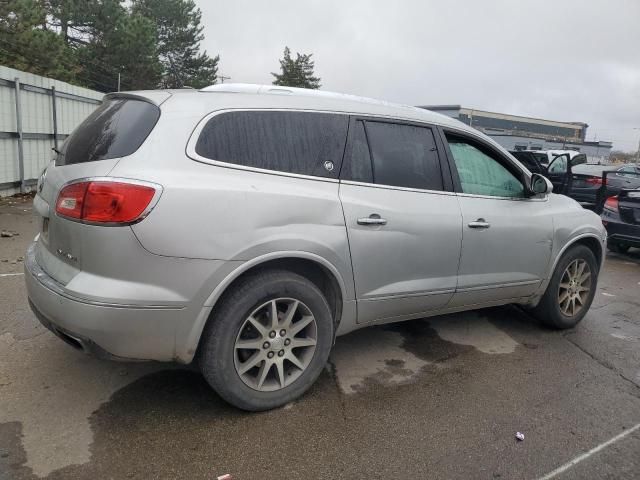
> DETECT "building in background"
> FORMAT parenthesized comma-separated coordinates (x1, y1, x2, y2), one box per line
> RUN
(419, 105, 612, 164)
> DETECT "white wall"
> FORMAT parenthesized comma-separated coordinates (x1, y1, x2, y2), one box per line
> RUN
(0, 66, 103, 195)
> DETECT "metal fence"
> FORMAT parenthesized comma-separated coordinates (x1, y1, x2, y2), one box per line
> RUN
(0, 65, 104, 196)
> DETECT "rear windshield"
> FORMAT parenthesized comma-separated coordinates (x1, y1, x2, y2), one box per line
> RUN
(56, 98, 160, 166)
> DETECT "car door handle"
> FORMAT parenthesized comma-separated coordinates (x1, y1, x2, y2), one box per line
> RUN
(468, 218, 490, 229)
(357, 214, 387, 226)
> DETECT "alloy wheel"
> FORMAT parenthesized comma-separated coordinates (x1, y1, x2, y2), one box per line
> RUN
(557, 259, 592, 317)
(233, 298, 318, 392)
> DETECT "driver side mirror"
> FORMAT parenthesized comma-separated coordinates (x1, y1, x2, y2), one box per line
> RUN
(530, 173, 553, 195)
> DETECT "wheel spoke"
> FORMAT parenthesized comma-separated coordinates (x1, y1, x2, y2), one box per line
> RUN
(290, 315, 314, 336)
(559, 282, 571, 290)
(256, 360, 272, 389)
(247, 316, 268, 337)
(579, 271, 591, 284)
(235, 338, 264, 350)
(291, 337, 316, 348)
(558, 290, 570, 305)
(282, 300, 299, 329)
(238, 352, 263, 375)
(270, 300, 279, 329)
(577, 261, 586, 278)
(286, 352, 305, 370)
(275, 359, 286, 388)
(575, 294, 584, 306)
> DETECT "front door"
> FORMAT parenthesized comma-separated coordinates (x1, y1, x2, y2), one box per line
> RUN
(339, 118, 462, 324)
(442, 132, 553, 307)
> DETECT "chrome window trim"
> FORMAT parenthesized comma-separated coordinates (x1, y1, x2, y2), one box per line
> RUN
(339, 179, 456, 196)
(54, 176, 164, 227)
(185, 108, 356, 184)
(185, 108, 455, 185)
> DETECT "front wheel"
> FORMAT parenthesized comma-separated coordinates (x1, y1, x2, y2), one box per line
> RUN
(199, 270, 334, 411)
(532, 245, 599, 329)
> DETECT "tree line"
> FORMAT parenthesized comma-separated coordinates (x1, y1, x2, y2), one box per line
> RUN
(0, 0, 322, 93)
(0, 0, 219, 91)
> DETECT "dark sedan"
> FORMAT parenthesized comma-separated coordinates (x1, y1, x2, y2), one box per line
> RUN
(573, 163, 640, 209)
(601, 187, 640, 253)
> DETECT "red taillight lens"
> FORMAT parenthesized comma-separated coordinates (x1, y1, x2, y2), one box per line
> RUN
(585, 176, 606, 185)
(55, 182, 88, 219)
(56, 181, 156, 224)
(604, 195, 619, 212)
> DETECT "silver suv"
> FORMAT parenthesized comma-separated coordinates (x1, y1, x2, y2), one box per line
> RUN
(25, 84, 606, 410)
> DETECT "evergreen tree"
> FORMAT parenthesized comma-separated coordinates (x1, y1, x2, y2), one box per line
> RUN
(271, 47, 321, 89)
(0, 0, 76, 82)
(132, 0, 218, 88)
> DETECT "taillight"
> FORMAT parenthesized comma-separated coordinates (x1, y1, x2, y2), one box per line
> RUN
(604, 195, 619, 212)
(585, 176, 606, 185)
(56, 181, 157, 224)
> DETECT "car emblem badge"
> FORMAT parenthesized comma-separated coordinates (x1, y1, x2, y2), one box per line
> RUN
(323, 160, 334, 172)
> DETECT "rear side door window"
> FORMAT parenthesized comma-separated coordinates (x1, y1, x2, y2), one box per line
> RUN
(195, 111, 349, 178)
(445, 135, 525, 198)
(341, 119, 444, 191)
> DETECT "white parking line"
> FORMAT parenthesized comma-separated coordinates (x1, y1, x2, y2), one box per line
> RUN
(0, 272, 23, 277)
(536, 422, 640, 480)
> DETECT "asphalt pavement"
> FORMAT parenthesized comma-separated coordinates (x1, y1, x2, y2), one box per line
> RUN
(1, 195, 639, 480)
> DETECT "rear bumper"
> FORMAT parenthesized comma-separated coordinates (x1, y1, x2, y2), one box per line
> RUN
(25, 242, 182, 361)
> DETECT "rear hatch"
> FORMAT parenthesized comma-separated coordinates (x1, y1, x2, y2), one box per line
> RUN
(35, 94, 163, 285)
(617, 188, 640, 225)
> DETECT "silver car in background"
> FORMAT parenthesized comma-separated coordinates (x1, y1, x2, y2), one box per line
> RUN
(25, 84, 607, 410)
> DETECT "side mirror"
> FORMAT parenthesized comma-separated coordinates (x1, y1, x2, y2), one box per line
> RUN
(530, 173, 553, 195)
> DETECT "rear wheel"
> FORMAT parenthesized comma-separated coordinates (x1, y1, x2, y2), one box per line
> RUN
(608, 242, 630, 254)
(199, 270, 333, 411)
(532, 245, 599, 329)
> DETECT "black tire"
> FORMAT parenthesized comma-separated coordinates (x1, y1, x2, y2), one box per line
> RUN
(608, 242, 630, 254)
(199, 269, 334, 411)
(532, 245, 599, 329)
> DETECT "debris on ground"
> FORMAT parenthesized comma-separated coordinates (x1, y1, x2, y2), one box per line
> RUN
(515, 432, 525, 441)
(1, 231, 17, 238)
(217, 475, 233, 480)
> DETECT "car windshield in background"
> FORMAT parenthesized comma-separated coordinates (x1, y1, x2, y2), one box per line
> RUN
(56, 99, 160, 166)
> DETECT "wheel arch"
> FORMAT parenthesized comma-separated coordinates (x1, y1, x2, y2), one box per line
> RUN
(552, 234, 604, 274)
(182, 252, 348, 363)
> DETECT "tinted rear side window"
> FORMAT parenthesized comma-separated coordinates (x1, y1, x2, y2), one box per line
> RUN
(195, 111, 349, 178)
(57, 99, 160, 166)
(365, 122, 443, 190)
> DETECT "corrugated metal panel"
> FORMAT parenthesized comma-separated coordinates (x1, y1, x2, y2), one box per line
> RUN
(0, 66, 104, 195)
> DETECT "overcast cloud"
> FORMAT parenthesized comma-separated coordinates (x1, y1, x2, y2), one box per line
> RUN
(197, 0, 640, 151)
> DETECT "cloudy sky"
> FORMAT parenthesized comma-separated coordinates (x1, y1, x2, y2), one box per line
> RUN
(197, 0, 640, 152)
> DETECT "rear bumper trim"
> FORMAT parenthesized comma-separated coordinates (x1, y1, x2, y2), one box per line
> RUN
(25, 243, 183, 310)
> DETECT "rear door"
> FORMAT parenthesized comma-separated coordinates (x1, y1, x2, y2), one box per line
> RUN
(339, 118, 462, 324)
(441, 130, 553, 307)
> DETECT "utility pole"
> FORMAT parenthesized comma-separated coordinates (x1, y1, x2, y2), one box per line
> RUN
(117, 66, 124, 92)
(634, 128, 640, 163)
(219, 73, 231, 84)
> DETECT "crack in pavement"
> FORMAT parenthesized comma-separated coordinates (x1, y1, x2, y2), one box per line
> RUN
(562, 333, 640, 395)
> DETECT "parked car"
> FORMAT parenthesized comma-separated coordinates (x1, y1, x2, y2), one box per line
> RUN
(601, 188, 640, 253)
(510, 149, 587, 196)
(25, 84, 606, 411)
(571, 163, 640, 209)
